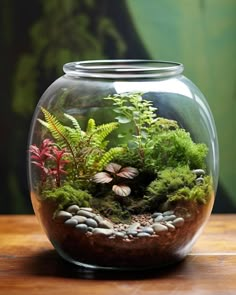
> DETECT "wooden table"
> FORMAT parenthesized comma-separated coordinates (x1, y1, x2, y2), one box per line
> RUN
(0, 215, 235, 295)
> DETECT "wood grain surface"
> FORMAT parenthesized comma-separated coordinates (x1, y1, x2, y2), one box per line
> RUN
(0, 214, 235, 295)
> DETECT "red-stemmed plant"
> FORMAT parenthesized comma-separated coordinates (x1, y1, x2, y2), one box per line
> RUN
(49, 146, 70, 187)
(29, 139, 70, 188)
(29, 139, 54, 186)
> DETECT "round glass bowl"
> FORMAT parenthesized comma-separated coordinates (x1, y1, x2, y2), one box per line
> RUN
(28, 60, 219, 270)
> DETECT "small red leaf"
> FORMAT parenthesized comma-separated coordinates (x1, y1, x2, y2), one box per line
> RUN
(29, 145, 40, 155)
(31, 161, 43, 168)
(42, 139, 53, 147)
(30, 155, 40, 160)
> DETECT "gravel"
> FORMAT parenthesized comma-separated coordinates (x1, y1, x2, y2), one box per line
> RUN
(56, 206, 186, 240)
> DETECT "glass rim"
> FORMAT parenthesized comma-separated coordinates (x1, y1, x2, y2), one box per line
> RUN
(63, 59, 184, 79)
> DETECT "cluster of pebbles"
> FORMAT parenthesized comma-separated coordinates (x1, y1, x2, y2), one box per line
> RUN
(55, 205, 185, 240)
(192, 169, 206, 185)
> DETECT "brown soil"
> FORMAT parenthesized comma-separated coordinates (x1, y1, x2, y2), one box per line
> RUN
(31, 192, 214, 269)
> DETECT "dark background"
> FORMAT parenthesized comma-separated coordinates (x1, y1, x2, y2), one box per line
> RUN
(0, 0, 235, 213)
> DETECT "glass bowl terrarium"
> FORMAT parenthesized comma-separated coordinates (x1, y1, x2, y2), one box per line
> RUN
(28, 60, 218, 270)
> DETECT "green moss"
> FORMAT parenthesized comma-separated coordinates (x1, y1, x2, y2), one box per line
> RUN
(91, 195, 132, 223)
(42, 184, 92, 213)
(145, 166, 212, 210)
(144, 129, 208, 172)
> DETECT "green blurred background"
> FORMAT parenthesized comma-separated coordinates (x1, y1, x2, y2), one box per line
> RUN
(1, 0, 235, 213)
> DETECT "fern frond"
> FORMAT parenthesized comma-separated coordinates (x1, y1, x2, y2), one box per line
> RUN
(64, 113, 84, 143)
(64, 126, 76, 133)
(64, 113, 82, 132)
(86, 118, 96, 134)
(39, 107, 77, 170)
(63, 127, 80, 145)
(97, 147, 124, 170)
(37, 118, 49, 129)
(93, 122, 118, 146)
(40, 108, 66, 141)
(84, 149, 101, 171)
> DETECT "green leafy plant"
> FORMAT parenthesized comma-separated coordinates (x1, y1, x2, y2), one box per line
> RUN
(105, 92, 157, 166)
(105, 93, 208, 173)
(29, 107, 125, 211)
(38, 108, 78, 171)
(38, 107, 124, 180)
(29, 92, 213, 222)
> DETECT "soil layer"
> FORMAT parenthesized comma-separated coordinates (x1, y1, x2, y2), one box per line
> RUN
(31, 192, 214, 269)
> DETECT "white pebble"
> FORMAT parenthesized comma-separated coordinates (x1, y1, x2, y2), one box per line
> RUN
(75, 224, 88, 233)
(77, 210, 95, 218)
(64, 218, 78, 227)
(71, 216, 87, 223)
(163, 210, 174, 216)
(93, 228, 114, 236)
(154, 215, 164, 222)
(173, 217, 185, 227)
(66, 205, 80, 214)
(85, 218, 98, 228)
(55, 211, 72, 221)
(163, 215, 176, 221)
(152, 223, 168, 233)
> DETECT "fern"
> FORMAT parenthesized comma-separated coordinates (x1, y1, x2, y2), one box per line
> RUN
(64, 113, 81, 131)
(39, 107, 77, 170)
(37, 118, 49, 129)
(38, 108, 123, 181)
(86, 118, 96, 134)
(40, 108, 67, 142)
(92, 122, 118, 147)
(97, 147, 124, 170)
